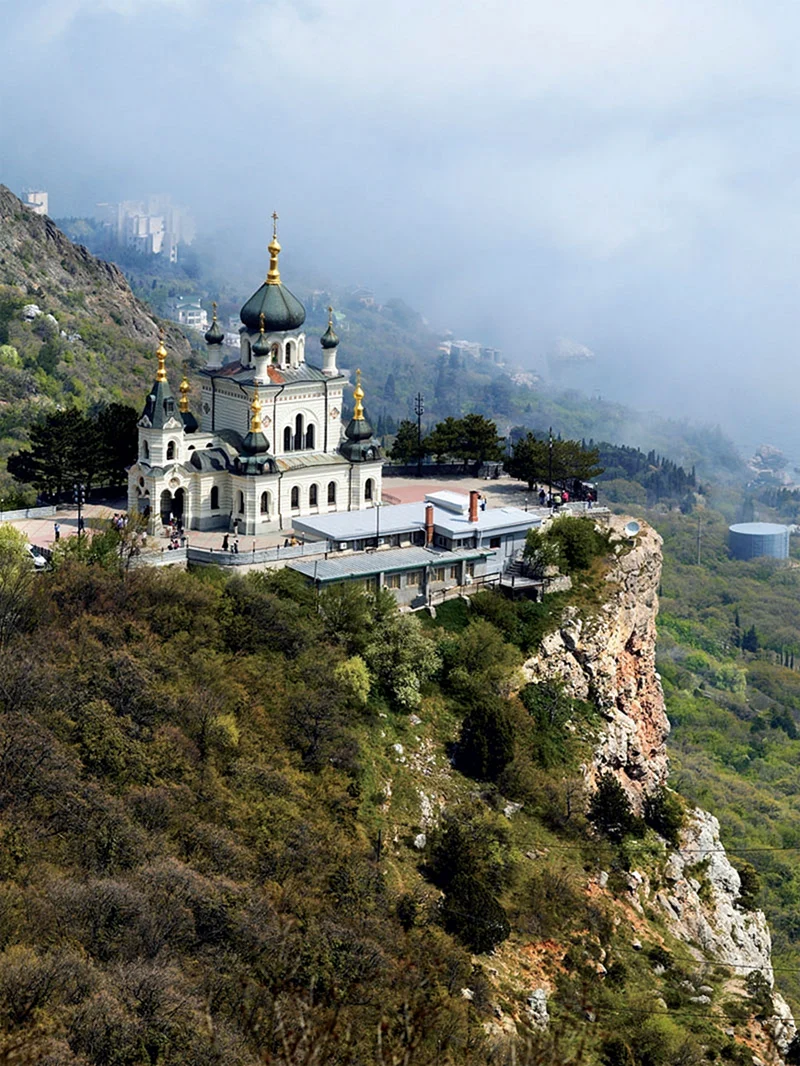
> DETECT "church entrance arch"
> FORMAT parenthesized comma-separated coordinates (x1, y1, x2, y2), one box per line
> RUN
(173, 488, 185, 523)
(160, 489, 173, 526)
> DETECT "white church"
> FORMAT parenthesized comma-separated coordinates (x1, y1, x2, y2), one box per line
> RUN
(127, 218, 383, 535)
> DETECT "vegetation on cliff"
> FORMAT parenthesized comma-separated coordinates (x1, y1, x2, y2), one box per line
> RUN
(0, 520, 779, 1066)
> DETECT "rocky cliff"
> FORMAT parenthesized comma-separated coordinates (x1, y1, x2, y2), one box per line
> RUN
(0, 185, 186, 354)
(524, 515, 670, 806)
(522, 515, 796, 1061)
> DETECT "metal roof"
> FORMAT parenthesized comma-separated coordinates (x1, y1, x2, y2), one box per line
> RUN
(729, 523, 790, 535)
(289, 545, 492, 583)
(292, 499, 541, 543)
(275, 451, 349, 472)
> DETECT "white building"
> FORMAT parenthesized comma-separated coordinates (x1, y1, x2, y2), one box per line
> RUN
(23, 190, 48, 216)
(127, 220, 383, 534)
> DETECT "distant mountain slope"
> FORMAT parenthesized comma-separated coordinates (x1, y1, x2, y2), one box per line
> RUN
(0, 186, 190, 475)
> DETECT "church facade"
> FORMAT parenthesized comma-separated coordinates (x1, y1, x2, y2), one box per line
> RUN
(127, 220, 383, 535)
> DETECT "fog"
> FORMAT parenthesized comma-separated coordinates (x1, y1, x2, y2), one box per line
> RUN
(2, 0, 800, 457)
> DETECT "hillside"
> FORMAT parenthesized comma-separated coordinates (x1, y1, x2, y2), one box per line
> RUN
(0, 515, 794, 1066)
(0, 186, 189, 483)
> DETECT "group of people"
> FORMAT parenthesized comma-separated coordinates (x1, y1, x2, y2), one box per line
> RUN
(221, 534, 240, 553)
(110, 512, 128, 532)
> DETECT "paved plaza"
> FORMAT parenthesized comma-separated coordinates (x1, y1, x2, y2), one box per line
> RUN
(4, 473, 558, 554)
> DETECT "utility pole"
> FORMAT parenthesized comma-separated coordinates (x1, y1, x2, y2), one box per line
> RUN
(697, 514, 702, 565)
(548, 427, 554, 511)
(414, 392, 424, 478)
(73, 481, 86, 540)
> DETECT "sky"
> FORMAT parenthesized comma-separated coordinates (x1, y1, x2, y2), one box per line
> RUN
(2, 0, 800, 455)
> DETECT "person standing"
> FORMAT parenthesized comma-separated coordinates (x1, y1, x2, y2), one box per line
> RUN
(54, 522, 60, 542)
(222, 534, 229, 552)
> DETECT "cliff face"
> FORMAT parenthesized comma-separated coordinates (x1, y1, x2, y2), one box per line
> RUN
(0, 186, 172, 347)
(522, 516, 796, 1059)
(524, 516, 670, 806)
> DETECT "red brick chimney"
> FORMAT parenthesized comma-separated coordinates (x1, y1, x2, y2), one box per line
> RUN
(425, 504, 434, 546)
(469, 490, 479, 523)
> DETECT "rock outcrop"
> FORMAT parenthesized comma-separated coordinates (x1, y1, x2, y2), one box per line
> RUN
(524, 515, 670, 806)
(523, 515, 796, 1059)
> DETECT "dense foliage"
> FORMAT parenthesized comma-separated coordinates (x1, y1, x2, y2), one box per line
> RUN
(0, 523, 774, 1066)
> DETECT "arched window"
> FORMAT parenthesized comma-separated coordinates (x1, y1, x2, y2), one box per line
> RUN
(365, 478, 374, 501)
(291, 486, 300, 509)
(283, 426, 292, 452)
(210, 485, 219, 510)
(294, 413, 304, 450)
(236, 490, 244, 514)
(166, 440, 176, 461)
(142, 440, 149, 460)
(260, 491, 270, 514)
(271, 343, 279, 362)
(309, 484, 318, 507)
(286, 341, 293, 361)
(305, 423, 315, 450)
(327, 481, 337, 505)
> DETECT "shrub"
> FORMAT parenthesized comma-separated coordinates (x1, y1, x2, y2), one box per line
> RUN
(588, 774, 636, 842)
(440, 874, 510, 954)
(456, 698, 516, 781)
(642, 788, 685, 847)
(545, 516, 609, 573)
(734, 860, 761, 910)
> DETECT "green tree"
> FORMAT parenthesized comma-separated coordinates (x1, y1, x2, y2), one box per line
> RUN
(388, 419, 423, 465)
(440, 874, 510, 953)
(95, 403, 139, 486)
(7, 408, 100, 498)
(546, 515, 608, 572)
(506, 432, 547, 490)
(423, 416, 461, 463)
(453, 413, 504, 464)
(642, 788, 685, 847)
(506, 433, 602, 491)
(365, 612, 440, 710)
(0, 525, 38, 647)
(588, 773, 636, 842)
(457, 697, 516, 781)
(523, 528, 562, 577)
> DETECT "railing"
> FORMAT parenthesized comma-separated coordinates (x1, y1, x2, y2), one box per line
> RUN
(186, 541, 326, 567)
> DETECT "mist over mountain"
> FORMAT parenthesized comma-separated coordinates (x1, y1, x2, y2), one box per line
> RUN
(3, 1, 800, 455)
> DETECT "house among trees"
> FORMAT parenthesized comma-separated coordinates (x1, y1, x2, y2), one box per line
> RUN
(127, 217, 383, 534)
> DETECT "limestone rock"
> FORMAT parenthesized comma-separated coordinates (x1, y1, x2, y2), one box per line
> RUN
(523, 518, 670, 807)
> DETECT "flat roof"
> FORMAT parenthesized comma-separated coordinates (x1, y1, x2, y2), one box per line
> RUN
(729, 523, 790, 535)
(289, 545, 493, 583)
(292, 499, 540, 542)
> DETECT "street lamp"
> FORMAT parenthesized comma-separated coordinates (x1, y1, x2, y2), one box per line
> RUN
(548, 428, 553, 512)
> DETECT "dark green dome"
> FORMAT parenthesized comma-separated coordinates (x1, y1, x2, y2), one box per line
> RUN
(253, 329, 272, 357)
(204, 317, 224, 345)
(345, 415, 373, 443)
(321, 322, 339, 350)
(240, 282, 305, 333)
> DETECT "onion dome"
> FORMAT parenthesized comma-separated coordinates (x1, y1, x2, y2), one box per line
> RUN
(239, 384, 275, 473)
(179, 372, 191, 414)
(155, 329, 168, 382)
(240, 213, 306, 333)
(139, 330, 178, 429)
(205, 301, 224, 345)
(321, 305, 339, 350)
(341, 369, 381, 462)
(252, 313, 272, 358)
(179, 370, 198, 431)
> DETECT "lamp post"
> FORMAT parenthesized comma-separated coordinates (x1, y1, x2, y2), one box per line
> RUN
(548, 428, 553, 512)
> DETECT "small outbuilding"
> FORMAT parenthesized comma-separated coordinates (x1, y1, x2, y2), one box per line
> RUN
(728, 522, 790, 561)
